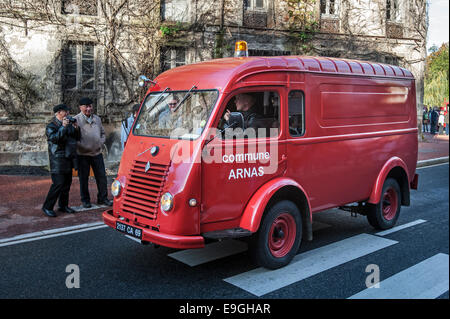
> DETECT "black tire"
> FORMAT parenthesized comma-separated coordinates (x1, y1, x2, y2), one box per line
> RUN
(367, 178, 402, 230)
(250, 200, 302, 269)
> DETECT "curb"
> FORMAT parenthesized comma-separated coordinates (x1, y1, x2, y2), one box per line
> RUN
(0, 222, 108, 247)
(417, 156, 449, 168)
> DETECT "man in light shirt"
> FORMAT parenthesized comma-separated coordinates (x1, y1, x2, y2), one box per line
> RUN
(74, 97, 112, 208)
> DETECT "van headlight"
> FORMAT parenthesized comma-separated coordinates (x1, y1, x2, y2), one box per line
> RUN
(111, 180, 122, 197)
(161, 192, 174, 212)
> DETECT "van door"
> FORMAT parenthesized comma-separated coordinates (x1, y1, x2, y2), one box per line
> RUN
(201, 88, 287, 227)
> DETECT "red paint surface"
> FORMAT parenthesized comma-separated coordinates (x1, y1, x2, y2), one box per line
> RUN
(103, 56, 419, 249)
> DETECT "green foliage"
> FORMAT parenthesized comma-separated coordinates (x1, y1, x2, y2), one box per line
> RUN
(424, 43, 449, 106)
(160, 22, 183, 38)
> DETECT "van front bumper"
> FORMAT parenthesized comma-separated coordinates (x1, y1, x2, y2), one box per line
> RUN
(103, 209, 205, 249)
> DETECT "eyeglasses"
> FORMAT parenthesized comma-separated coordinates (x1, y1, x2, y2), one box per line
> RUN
(169, 103, 177, 106)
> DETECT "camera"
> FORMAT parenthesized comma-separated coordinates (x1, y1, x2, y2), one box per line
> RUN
(66, 116, 77, 124)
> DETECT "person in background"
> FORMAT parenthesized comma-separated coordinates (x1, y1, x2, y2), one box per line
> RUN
(422, 106, 430, 133)
(430, 106, 439, 135)
(121, 104, 140, 150)
(438, 109, 445, 135)
(42, 104, 80, 217)
(445, 105, 449, 136)
(74, 97, 113, 208)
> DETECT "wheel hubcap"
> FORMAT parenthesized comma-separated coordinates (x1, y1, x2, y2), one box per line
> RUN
(268, 213, 296, 258)
(382, 187, 398, 221)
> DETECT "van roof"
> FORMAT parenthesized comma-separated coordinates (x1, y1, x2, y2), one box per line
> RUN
(152, 56, 414, 92)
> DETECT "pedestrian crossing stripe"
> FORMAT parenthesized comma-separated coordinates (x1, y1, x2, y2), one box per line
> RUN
(349, 253, 449, 299)
(375, 219, 427, 236)
(168, 222, 332, 267)
(168, 240, 248, 267)
(223, 233, 398, 297)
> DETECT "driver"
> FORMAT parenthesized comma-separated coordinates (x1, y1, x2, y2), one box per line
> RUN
(223, 93, 262, 129)
(159, 97, 181, 129)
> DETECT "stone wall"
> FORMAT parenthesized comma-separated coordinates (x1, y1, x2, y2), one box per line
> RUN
(0, 0, 427, 168)
(0, 118, 126, 168)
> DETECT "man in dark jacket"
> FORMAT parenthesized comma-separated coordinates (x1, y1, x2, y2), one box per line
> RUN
(224, 93, 262, 128)
(42, 104, 81, 217)
(430, 106, 440, 135)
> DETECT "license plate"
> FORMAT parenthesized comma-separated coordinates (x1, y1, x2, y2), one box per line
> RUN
(116, 221, 143, 240)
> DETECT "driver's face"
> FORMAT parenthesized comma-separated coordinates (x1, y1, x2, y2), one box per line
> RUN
(235, 94, 252, 111)
(168, 99, 178, 112)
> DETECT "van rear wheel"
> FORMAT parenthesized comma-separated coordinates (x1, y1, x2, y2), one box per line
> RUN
(250, 200, 302, 269)
(367, 178, 401, 230)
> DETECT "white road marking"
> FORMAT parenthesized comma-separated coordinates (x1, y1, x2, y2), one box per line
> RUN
(71, 204, 107, 212)
(223, 233, 398, 297)
(349, 253, 449, 299)
(125, 235, 142, 243)
(375, 219, 427, 236)
(416, 159, 449, 169)
(168, 239, 248, 267)
(0, 223, 107, 247)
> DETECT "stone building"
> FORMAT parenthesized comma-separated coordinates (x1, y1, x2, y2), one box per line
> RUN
(0, 0, 428, 168)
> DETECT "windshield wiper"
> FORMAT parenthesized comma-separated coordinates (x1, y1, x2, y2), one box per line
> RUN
(204, 122, 237, 146)
(153, 87, 170, 110)
(173, 85, 197, 112)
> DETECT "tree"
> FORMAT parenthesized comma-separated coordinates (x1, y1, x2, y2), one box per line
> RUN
(424, 43, 449, 107)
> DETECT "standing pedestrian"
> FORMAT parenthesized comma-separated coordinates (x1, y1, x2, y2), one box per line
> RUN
(74, 97, 113, 208)
(422, 106, 430, 133)
(438, 109, 445, 135)
(120, 104, 140, 150)
(42, 104, 80, 217)
(430, 106, 439, 135)
(445, 105, 449, 136)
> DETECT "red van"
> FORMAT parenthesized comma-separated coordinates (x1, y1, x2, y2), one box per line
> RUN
(103, 53, 419, 269)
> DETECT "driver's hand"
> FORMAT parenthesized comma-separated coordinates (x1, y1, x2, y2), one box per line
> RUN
(224, 109, 231, 122)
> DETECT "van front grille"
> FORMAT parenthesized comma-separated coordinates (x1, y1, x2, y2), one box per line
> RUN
(121, 160, 170, 222)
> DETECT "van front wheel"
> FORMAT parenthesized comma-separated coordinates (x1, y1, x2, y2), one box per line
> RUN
(250, 200, 302, 269)
(367, 178, 401, 230)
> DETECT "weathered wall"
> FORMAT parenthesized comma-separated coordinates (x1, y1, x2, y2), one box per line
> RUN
(0, 0, 427, 168)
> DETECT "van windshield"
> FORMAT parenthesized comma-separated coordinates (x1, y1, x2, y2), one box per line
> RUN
(133, 90, 218, 140)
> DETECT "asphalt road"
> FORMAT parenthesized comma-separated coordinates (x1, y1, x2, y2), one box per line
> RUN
(0, 163, 448, 301)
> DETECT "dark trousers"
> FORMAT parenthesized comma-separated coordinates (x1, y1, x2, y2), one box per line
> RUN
(431, 122, 437, 134)
(43, 173, 73, 210)
(78, 154, 108, 204)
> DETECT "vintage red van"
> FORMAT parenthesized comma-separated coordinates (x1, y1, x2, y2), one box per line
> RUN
(103, 51, 419, 269)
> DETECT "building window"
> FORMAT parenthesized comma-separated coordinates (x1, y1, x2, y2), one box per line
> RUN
(161, 0, 189, 22)
(161, 47, 186, 72)
(62, 42, 95, 91)
(244, 0, 267, 11)
(384, 55, 399, 66)
(320, 0, 339, 17)
(62, 0, 98, 16)
(288, 90, 305, 137)
(386, 0, 401, 22)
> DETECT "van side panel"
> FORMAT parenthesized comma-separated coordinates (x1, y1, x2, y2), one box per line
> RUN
(287, 73, 417, 213)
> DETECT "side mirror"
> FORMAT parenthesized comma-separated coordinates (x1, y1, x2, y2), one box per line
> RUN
(138, 75, 156, 88)
(228, 112, 245, 130)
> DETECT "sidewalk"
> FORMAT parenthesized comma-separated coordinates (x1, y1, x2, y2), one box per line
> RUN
(418, 132, 449, 162)
(0, 134, 448, 241)
(0, 175, 114, 240)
